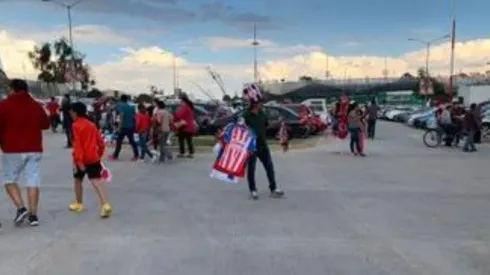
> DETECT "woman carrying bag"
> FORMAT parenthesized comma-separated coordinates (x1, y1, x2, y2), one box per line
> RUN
(174, 93, 197, 158)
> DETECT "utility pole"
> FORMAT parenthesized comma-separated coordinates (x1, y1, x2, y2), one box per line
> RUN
(448, 0, 456, 100)
(252, 23, 259, 83)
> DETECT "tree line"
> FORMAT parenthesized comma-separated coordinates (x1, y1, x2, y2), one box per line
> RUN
(28, 37, 95, 91)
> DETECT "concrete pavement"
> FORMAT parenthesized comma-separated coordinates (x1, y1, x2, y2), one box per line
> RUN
(1, 122, 490, 275)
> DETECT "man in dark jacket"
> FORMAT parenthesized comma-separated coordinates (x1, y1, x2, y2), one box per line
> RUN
(463, 103, 479, 152)
(243, 85, 284, 200)
(61, 94, 73, 148)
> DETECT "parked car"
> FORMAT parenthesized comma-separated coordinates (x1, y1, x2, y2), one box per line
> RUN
(482, 113, 490, 142)
(384, 106, 415, 121)
(407, 108, 435, 126)
(210, 105, 310, 138)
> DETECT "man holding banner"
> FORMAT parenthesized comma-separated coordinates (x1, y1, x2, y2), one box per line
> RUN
(242, 84, 284, 200)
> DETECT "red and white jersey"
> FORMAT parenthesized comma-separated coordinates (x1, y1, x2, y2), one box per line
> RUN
(212, 123, 256, 178)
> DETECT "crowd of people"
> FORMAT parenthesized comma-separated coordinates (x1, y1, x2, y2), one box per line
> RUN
(435, 99, 488, 152)
(0, 79, 285, 228)
(329, 97, 380, 157)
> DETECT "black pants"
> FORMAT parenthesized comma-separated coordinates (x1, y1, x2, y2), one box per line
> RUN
(474, 129, 481, 144)
(247, 145, 277, 192)
(367, 119, 376, 139)
(349, 127, 362, 154)
(63, 120, 73, 147)
(50, 115, 59, 132)
(113, 128, 139, 158)
(178, 131, 194, 155)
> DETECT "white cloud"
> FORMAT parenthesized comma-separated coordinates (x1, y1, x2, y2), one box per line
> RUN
(2, 24, 137, 46)
(1, 28, 490, 100)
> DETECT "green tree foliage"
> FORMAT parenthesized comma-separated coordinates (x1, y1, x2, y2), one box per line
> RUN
(298, 75, 313, 82)
(28, 37, 95, 90)
(222, 94, 231, 103)
(406, 68, 448, 101)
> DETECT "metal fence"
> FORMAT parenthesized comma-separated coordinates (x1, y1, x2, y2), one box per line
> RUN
(26, 81, 69, 98)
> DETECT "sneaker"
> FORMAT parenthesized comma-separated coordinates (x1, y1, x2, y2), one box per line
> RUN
(131, 157, 139, 162)
(250, 191, 259, 200)
(359, 153, 366, 157)
(14, 207, 28, 225)
(100, 203, 113, 219)
(270, 189, 285, 198)
(177, 154, 185, 158)
(186, 154, 194, 159)
(68, 202, 84, 212)
(151, 155, 159, 163)
(28, 215, 39, 227)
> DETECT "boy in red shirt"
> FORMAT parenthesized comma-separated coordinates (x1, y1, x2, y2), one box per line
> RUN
(69, 102, 112, 218)
(136, 103, 155, 162)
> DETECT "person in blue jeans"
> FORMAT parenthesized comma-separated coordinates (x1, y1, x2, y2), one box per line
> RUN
(347, 101, 366, 157)
(136, 103, 154, 161)
(110, 95, 139, 161)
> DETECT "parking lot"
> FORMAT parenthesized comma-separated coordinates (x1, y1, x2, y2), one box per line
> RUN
(1, 121, 490, 275)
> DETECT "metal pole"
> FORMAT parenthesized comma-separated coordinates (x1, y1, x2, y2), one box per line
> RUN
(172, 56, 177, 96)
(424, 43, 431, 102)
(252, 23, 259, 83)
(425, 43, 430, 77)
(67, 5, 76, 93)
(448, 0, 456, 100)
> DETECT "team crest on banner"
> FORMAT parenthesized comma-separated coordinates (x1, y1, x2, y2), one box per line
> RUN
(210, 122, 257, 183)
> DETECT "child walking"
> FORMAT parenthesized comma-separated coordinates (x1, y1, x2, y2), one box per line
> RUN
(136, 103, 155, 162)
(68, 102, 113, 218)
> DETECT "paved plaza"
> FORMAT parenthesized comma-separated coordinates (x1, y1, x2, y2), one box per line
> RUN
(1, 122, 490, 275)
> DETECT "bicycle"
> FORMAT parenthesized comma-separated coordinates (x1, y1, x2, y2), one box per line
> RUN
(423, 128, 445, 148)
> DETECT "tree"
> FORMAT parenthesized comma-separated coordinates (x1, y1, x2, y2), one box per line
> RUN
(412, 67, 447, 101)
(299, 75, 313, 82)
(135, 93, 153, 103)
(27, 37, 95, 89)
(86, 88, 104, 98)
(400, 72, 414, 79)
(222, 94, 231, 103)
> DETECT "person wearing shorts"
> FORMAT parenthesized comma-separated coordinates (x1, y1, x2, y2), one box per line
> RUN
(0, 79, 50, 226)
(69, 102, 113, 219)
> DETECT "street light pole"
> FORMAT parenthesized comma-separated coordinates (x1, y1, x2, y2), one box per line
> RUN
(252, 23, 259, 83)
(448, 0, 457, 100)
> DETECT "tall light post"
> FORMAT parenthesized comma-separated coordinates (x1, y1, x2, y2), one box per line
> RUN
(42, 0, 87, 92)
(252, 23, 259, 83)
(448, 0, 457, 100)
(408, 34, 450, 78)
(172, 51, 187, 96)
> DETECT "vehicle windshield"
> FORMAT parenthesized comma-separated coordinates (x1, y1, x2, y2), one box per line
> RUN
(285, 105, 303, 115)
(310, 105, 324, 112)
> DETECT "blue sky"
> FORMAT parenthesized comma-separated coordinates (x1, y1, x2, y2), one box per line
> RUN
(0, 0, 489, 95)
(2, 0, 489, 59)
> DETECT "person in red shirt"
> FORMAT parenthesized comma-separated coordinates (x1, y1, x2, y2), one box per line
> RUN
(46, 96, 60, 132)
(68, 102, 112, 218)
(174, 93, 197, 158)
(136, 103, 154, 162)
(0, 79, 50, 227)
